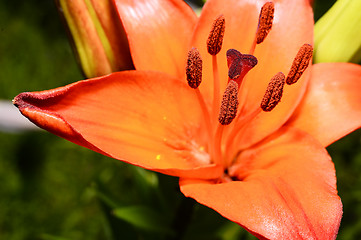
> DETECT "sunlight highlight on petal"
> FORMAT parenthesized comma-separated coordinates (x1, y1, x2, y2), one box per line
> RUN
(113, 0, 197, 78)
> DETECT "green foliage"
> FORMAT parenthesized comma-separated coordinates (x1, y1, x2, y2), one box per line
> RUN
(314, 0, 361, 63)
(0, 0, 82, 99)
(328, 129, 361, 240)
(113, 206, 174, 234)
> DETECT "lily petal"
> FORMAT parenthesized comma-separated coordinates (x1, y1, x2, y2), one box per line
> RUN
(287, 62, 361, 147)
(13, 71, 222, 179)
(112, 0, 197, 78)
(180, 128, 342, 239)
(192, 0, 313, 148)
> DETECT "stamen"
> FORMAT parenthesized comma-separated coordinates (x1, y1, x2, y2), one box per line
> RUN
(186, 47, 202, 89)
(195, 88, 213, 152)
(212, 55, 221, 123)
(224, 106, 262, 167)
(261, 72, 285, 112)
(226, 49, 258, 116)
(185, 47, 211, 148)
(256, 2, 275, 44)
(207, 15, 225, 55)
(286, 44, 313, 85)
(218, 80, 239, 125)
(212, 122, 225, 167)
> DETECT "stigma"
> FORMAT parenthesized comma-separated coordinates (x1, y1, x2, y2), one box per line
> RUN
(227, 49, 258, 85)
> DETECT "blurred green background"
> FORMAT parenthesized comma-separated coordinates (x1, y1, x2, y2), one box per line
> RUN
(0, 0, 360, 239)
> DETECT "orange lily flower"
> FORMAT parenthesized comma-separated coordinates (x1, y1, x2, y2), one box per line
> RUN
(13, 0, 361, 239)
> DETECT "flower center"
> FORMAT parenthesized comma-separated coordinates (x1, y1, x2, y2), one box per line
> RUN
(185, 2, 313, 177)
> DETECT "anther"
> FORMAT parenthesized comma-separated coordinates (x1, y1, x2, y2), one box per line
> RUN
(256, 2, 274, 44)
(261, 72, 285, 112)
(286, 44, 313, 85)
(186, 47, 202, 89)
(218, 80, 239, 125)
(207, 15, 225, 55)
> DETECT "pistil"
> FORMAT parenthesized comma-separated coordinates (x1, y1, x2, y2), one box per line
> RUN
(225, 72, 285, 167)
(215, 80, 239, 166)
(228, 50, 258, 116)
(186, 47, 213, 150)
(207, 15, 225, 124)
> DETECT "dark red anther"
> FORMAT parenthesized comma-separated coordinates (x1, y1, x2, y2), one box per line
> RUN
(286, 44, 313, 85)
(256, 2, 275, 44)
(207, 15, 225, 55)
(219, 80, 239, 125)
(261, 72, 286, 112)
(186, 47, 203, 89)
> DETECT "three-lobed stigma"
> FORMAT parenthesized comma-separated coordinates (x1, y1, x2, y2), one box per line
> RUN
(227, 49, 258, 84)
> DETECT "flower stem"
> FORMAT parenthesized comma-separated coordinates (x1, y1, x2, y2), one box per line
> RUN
(212, 55, 221, 123)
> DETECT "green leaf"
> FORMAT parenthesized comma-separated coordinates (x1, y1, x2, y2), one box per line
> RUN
(40, 234, 72, 240)
(113, 205, 174, 235)
(132, 165, 158, 188)
(217, 221, 257, 240)
(314, 0, 361, 63)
